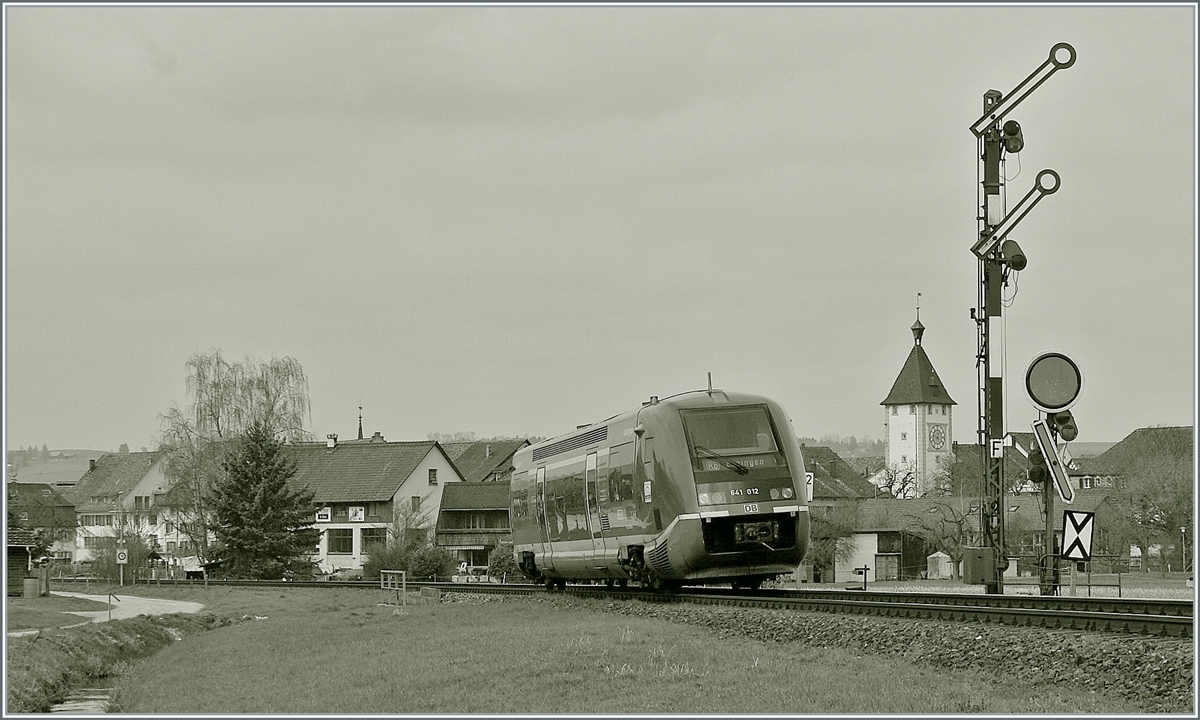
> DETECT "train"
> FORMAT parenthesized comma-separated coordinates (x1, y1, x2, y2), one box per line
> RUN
(510, 388, 809, 591)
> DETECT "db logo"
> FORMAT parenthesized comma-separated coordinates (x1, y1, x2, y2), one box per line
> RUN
(115, 549, 129, 565)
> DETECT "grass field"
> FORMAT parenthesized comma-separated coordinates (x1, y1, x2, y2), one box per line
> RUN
(8, 578, 1190, 713)
(57, 587, 1152, 714)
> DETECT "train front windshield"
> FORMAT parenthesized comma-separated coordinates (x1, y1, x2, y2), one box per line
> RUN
(679, 405, 785, 472)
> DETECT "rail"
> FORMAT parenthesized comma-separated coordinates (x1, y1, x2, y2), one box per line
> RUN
(61, 577, 1187, 638)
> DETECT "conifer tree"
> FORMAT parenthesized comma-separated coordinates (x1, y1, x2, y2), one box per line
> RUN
(210, 421, 317, 579)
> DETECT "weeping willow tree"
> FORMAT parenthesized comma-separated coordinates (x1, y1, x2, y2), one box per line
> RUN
(157, 350, 313, 562)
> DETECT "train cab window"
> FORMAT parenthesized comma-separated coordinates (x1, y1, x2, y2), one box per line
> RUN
(680, 405, 783, 472)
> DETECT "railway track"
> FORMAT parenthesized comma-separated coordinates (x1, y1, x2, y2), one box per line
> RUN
(93, 577, 1190, 638)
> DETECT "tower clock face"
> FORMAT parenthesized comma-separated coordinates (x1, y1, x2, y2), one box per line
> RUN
(929, 424, 946, 450)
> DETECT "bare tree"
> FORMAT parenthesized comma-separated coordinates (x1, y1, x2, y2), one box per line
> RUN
(875, 462, 919, 498)
(389, 494, 436, 551)
(806, 503, 861, 582)
(901, 497, 980, 580)
(157, 350, 313, 563)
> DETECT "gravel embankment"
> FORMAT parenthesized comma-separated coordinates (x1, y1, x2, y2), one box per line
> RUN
(445, 593, 1195, 713)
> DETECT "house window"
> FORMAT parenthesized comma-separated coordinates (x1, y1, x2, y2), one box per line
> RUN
(167, 541, 177, 553)
(891, 407, 898, 416)
(428, 469, 438, 485)
(909, 405, 914, 414)
(134, 496, 151, 511)
(327, 529, 353, 554)
(333, 505, 348, 521)
(367, 502, 381, 518)
(361, 527, 387, 550)
(411, 496, 421, 514)
(1082, 477, 1091, 489)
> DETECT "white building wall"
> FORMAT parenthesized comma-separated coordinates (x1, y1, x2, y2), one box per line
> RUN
(837, 533, 879, 584)
(312, 446, 466, 573)
(75, 458, 172, 563)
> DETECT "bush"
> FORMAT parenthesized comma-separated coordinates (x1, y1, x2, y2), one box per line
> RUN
(361, 543, 410, 580)
(407, 545, 455, 581)
(488, 541, 520, 580)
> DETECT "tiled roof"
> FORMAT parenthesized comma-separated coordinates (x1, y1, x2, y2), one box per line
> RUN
(802, 446, 878, 499)
(6, 527, 39, 547)
(440, 440, 529, 482)
(70, 452, 164, 512)
(880, 343, 956, 406)
(438, 481, 511, 513)
(7, 482, 74, 509)
(285, 441, 455, 504)
(1087, 426, 1193, 474)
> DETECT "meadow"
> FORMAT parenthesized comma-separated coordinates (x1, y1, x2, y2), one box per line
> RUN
(49, 585, 1153, 714)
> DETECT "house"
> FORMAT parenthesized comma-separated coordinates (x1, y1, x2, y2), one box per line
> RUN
(945, 438, 1034, 496)
(434, 481, 512, 571)
(1065, 426, 1192, 495)
(440, 440, 528, 483)
(6, 527, 38, 596)
(797, 446, 878, 583)
(839, 493, 1128, 584)
(6, 482, 76, 562)
(69, 452, 184, 565)
(803, 445, 880, 505)
(285, 435, 467, 573)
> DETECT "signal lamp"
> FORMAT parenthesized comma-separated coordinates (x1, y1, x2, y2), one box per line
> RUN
(1002, 120, 1024, 153)
(1028, 447, 1048, 486)
(1001, 239, 1027, 271)
(783, 487, 794, 499)
(1049, 410, 1079, 442)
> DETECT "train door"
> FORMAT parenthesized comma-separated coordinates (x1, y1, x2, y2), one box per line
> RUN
(535, 466, 553, 569)
(638, 435, 656, 530)
(584, 452, 608, 569)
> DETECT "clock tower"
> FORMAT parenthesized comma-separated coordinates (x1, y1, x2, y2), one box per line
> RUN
(880, 304, 956, 497)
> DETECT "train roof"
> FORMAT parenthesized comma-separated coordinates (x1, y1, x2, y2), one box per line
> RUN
(521, 388, 779, 455)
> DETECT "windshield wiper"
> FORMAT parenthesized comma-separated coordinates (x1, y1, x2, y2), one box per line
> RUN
(694, 445, 749, 475)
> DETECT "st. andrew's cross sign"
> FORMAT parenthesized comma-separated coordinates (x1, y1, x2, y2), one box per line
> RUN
(1062, 510, 1095, 562)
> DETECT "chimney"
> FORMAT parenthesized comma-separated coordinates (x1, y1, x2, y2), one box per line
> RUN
(371, 432, 384, 443)
(89, 459, 97, 471)
(326, 434, 338, 449)
(485, 444, 491, 459)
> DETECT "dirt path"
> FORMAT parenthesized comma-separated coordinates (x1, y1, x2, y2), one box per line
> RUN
(54, 591, 204, 622)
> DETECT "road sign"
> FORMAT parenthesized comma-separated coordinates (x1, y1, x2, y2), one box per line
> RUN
(1032, 419, 1073, 503)
(115, 549, 129, 565)
(1062, 510, 1095, 561)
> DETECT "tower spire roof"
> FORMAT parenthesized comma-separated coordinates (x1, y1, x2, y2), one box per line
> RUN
(911, 291, 925, 345)
(882, 303, 955, 406)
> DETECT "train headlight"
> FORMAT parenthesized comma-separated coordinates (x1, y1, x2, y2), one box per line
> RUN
(698, 493, 710, 505)
(712, 491, 726, 504)
(782, 487, 794, 499)
(769, 488, 780, 500)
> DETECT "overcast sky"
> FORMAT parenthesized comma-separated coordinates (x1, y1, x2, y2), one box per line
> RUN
(3, 3, 1196, 455)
